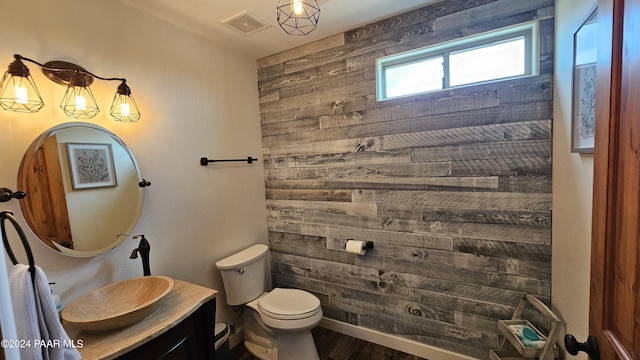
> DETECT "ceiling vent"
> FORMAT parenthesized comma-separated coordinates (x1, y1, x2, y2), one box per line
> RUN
(222, 11, 271, 35)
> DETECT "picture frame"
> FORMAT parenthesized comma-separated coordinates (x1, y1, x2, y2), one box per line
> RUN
(571, 6, 598, 153)
(66, 142, 117, 190)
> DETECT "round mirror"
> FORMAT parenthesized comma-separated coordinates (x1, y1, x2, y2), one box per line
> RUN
(17, 122, 144, 257)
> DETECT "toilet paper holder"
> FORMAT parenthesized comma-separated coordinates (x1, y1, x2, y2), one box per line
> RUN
(346, 240, 374, 249)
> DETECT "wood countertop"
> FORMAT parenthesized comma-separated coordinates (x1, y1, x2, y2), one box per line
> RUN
(63, 279, 217, 360)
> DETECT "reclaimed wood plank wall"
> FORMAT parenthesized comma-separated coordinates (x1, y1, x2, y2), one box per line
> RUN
(257, 0, 554, 358)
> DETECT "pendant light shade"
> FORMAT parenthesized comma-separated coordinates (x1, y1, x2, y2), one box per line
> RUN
(109, 81, 141, 123)
(0, 54, 142, 123)
(0, 56, 44, 113)
(276, 0, 320, 35)
(60, 71, 100, 119)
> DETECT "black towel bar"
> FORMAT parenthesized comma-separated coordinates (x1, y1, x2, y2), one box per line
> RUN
(200, 157, 258, 166)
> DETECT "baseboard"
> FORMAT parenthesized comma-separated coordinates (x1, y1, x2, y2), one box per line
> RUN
(319, 318, 477, 360)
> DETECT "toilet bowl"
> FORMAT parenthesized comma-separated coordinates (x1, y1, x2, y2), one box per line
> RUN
(243, 290, 322, 360)
(215, 244, 323, 360)
(253, 288, 322, 331)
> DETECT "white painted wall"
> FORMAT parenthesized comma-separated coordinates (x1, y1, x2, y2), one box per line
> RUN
(552, 0, 596, 357)
(0, 0, 268, 329)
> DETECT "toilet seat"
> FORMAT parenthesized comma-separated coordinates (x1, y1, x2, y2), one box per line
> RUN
(259, 288, 321, 320)
(246, 288, 323, 331)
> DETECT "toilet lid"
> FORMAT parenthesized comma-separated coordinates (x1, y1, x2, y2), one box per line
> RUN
(259, 288, 320, 319)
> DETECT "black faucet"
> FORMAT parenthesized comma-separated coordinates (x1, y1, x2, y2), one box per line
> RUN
(130, 235, 151, 276)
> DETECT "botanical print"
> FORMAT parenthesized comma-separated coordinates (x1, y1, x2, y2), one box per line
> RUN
(66, 143, 117, 189)
(72, 148, 112, 184)
(577, 63, 596, 139)
(572, 6, 597, 153)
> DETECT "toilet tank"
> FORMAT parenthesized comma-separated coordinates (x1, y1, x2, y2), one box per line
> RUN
(215, 244, 268, 306)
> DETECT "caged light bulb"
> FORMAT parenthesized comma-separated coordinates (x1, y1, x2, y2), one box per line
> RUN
(75, 94, 87, 111)
(120, 101, 130, 117)
(292, 0, 304, 15)
(14, 84, 28, 104)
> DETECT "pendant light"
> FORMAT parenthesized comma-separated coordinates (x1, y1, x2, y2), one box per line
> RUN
(59, 70, 100, 119)
(0, 54, 141, 122)
(276, 0, 320, 35)
(0, 55, 44, 113)
(109, 80, 141, 123)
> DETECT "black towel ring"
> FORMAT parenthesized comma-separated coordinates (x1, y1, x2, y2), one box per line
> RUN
(0, 211, 36, 290)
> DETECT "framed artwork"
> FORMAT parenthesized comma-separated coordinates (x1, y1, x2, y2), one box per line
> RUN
(571, 6, 598, 153)
(66, 143, 117, 190)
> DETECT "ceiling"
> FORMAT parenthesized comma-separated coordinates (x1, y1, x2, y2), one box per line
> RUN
(117, 0, 442, 59)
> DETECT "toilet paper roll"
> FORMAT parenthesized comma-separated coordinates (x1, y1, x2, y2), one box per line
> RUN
(346, 240, 367, 255)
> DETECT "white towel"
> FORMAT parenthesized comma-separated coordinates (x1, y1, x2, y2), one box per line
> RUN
(9, 264, 81, 360)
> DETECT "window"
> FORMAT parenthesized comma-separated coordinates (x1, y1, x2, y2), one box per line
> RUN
(384, 56, 444, 98)
(376, 21, 538, 100)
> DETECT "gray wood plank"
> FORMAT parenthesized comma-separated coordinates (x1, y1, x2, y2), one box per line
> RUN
(258, 34, 345, 70)
(380, 120, 551, 151)
(413, 219, 551, 244)
(352, 190, 552, 211)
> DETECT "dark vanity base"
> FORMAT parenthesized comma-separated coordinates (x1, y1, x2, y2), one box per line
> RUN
(117, 297, 216, 360)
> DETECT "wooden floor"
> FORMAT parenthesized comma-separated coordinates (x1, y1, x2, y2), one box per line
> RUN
(230, 326, 428, 360)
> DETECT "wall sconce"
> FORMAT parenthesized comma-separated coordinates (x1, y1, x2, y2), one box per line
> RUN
(0, 54, 141, 122)
(276, 0, 320, 35)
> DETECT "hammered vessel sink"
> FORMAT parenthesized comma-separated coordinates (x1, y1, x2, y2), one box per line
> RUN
(61, 276, 174, 332)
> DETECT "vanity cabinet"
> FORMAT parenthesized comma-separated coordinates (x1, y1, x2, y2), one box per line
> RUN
(64, 279, 217, 360)
(116, 297, 215, 360)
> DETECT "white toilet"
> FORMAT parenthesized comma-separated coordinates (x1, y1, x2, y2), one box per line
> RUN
(215, 244, 323, 360)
